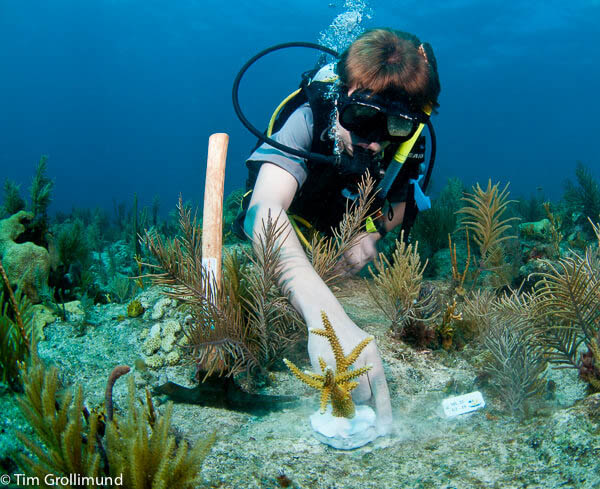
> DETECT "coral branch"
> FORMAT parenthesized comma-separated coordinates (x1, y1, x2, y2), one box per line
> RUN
(448, 228, 470, 296)
(0, 256, 29, 352)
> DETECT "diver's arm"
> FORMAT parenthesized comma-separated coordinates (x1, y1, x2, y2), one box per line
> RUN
(244, 162, 349, 325)
(244, 162, 393, 435)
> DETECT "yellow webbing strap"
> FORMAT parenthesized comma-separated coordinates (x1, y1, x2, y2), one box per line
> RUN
(267, 88, 303, 137)
(240, 189, 253, 210)
(266, 73, 338, 137)
(289, 214, 312, 229)
(288, 214, 312, 251)
(365, 216, 377, 233)
(392, 105, 433, 165)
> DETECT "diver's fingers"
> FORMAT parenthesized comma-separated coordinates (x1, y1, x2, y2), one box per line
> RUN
(369, 354, 393, 436)
(352, 373, 371, 403)
(351, 344, 376, 403)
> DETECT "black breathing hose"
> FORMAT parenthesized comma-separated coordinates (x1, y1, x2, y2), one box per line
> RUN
(232, 42, 339, 165)
(422, 119, 436, 193)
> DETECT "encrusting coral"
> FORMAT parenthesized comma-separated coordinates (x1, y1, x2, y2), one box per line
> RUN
(0, 210, 51, 303)
(284, 311, 372, 418)
(126, 298, 144, 318)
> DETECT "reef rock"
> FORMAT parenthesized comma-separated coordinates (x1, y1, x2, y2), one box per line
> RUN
(519, 218, 551, 241)
(0, 211, 50, 303)
(30, 304, 56, 340)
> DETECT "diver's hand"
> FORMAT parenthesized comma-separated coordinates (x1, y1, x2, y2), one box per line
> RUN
(334, 232, 379, 277)
(307, 316, 393, 436)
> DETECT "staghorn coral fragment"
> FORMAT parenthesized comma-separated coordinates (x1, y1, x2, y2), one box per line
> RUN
(284, 311, 372, 418)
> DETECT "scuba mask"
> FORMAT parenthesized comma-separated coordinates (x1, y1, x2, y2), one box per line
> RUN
(337, 89, 430, 143)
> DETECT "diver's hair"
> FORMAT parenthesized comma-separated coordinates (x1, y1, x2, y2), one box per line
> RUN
(337, 28, 441, 112)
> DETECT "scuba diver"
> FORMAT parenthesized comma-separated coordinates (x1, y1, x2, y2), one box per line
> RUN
(234, 28, 441, 436)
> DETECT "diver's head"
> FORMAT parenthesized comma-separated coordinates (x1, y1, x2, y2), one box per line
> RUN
(334, 29, 440, 153)
(337, 28, 441, 113)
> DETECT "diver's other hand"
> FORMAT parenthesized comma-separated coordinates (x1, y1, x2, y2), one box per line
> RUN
(335, 232, 379, 277)
(367, 345, 393, 436)
(355, 336, 393, 436)
(307, 318, 393, 435)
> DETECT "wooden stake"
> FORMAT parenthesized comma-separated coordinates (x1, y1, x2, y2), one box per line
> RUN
(202, 133, 229, 290)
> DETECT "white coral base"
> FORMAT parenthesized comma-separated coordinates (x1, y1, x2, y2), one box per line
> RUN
(310, 405, 378, 450)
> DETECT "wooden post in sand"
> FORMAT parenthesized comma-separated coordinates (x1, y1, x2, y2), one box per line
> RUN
(202, 133, 229, 293)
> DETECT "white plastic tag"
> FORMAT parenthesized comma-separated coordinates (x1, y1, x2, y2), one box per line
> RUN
(201, 257, 218, 303)
(201, 257, 218, 281)
(442, 391, 485, 417)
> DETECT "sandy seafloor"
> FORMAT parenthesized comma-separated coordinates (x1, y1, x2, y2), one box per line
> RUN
(1, 276, 600, 489)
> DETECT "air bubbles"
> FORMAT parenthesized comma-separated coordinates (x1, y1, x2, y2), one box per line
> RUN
(318, 0, 373, 53)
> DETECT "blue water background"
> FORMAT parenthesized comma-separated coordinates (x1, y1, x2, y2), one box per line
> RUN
(1, 0, 599, 216)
